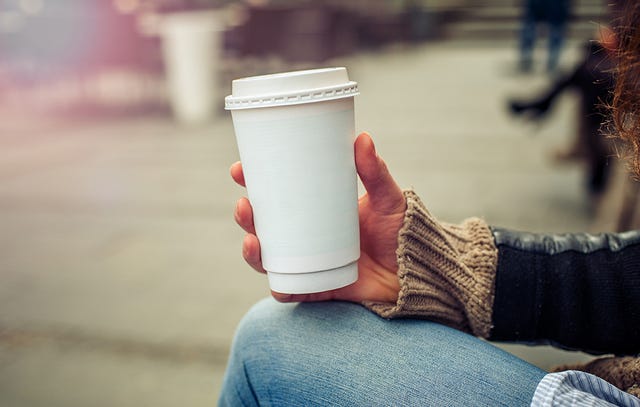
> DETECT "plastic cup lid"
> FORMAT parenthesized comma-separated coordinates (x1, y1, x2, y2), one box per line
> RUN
(224, 67, 359, 110)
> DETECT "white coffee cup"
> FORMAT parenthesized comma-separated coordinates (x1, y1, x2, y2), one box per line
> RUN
(225, 67, 360, 294)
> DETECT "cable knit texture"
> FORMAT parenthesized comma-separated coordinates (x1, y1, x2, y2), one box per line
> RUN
(363, 190, 499, 338)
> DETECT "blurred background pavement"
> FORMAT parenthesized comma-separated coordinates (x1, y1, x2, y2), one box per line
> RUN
(0, 0, 634, 405)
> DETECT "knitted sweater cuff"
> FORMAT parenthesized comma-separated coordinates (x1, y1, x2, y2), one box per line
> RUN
(364, 190, 499, 338)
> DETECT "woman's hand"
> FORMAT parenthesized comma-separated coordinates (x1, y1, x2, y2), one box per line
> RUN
(230, 132, 406, 304)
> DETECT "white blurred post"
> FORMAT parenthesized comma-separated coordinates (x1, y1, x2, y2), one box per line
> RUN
(160, 11, 221, 125)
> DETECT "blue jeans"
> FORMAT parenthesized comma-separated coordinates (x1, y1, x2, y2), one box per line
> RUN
(219, 298, 546, 406)
(520, 17, 566, 72)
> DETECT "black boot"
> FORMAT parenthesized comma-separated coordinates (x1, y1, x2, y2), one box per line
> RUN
(508, 96, 552, 121)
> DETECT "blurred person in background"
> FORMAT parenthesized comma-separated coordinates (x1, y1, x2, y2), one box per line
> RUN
(509, 27, 616, 197)
(220, 1, 640, 405)
(519, 0, 572, 73)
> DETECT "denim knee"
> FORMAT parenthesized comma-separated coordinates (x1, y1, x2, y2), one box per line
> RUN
(219, 298, 293, 406)
(227, 297, 312, 369)
(232, 298, 293, 347)
(221, 298, 546, 406)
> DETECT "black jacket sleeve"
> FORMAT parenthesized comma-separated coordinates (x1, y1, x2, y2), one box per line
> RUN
(487, 228, 640, 356)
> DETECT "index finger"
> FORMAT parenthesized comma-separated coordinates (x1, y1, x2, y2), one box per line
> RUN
(230, 162, 246, 187)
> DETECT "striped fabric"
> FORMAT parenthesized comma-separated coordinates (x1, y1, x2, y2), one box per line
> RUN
(532, 371, 640, 406)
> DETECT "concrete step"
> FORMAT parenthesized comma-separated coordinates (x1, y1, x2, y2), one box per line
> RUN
(442, 19, 606, 41)
(464, 4, 608, 22)
(440, 0, 610, 41)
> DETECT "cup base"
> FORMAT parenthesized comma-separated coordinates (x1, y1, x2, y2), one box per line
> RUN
(267, 261, 358, 294)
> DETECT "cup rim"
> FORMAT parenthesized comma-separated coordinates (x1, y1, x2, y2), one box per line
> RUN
(224, 81, 359, 110)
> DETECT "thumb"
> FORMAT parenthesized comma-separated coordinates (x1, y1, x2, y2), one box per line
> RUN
(355, 132, 406, 214)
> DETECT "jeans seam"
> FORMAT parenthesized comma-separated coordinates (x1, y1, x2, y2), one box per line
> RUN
(242, 360, 259, 406)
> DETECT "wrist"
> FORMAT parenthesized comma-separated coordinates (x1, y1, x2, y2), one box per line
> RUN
(364, 190, 499, 338)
